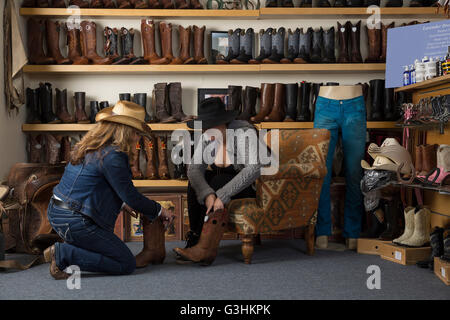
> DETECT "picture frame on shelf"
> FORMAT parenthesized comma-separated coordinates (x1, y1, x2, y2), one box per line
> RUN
(197, 88, 228, 107)
(210, 31, 229, 64)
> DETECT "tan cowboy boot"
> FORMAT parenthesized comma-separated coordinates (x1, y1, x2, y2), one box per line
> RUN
(44, 245, 69, 280)
(130, 137, 144, 179)
(141, 19, 169, 65)
(80, 21, 113, 65)
(173, 209, 228, 266)
(142, 135, 158, 180)
(157, 135, 170, 180)
(135, 216, 166, 268)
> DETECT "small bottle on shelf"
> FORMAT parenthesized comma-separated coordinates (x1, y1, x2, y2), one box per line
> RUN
(409, 64, 416, 84)
(403, 65, 410, 86)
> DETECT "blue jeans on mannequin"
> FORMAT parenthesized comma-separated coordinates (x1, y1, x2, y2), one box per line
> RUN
(313, 95, 366, 239)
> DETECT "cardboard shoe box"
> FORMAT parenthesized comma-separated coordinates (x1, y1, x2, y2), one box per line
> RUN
(380, 243, 431, 265)
(434, 257, 450, 286)
(357, 238, 391, 255)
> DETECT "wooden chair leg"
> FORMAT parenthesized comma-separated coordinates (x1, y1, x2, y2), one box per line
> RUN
(241, 235, 254, 264)
(305, 223, 315, 256)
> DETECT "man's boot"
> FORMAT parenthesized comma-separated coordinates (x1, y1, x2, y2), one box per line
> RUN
(294, 27, 313, 64)
(262, 28, 286, 64)
(116, 0, 132, 8)
(159, 22, 175, 64)
(380, 22, 395, 62)
(104, 27, 131, 65)
(237, 86, 258, 121)
(250, 83, 275, 123)
(39, 83, 60, 124)
(133, 93, 152, 123)
(45, 134, 63, 165)
(80, 21, 113, 65)
(296, 81, 311, 121)
(26, 88, 41, 124)
(175, 0, 190, 8)
(173, 209, 229, 265)
(193, 26, 208, 64)
(161, 0, 175, 8)
(417, 227, 444, 269)
(121, 28, 147, 65)
(379, 200, 402, 241)
(249, 28, 272, 64)
(142, 135, 158, 180)
(135, 216, 166, 268)
(190, 0, 204, 8)
(385, 0, 403, 6)
(90, 0, 105, 7)
(74, 92, 90, 124)
(322, 27, 336, 63)
(264, 83, 286, 122)
(69, 0, 90, 7)
(55, 89, 75, 123)
(28, 135, 43, 163)
(90, 101, 100, 123)
(154, 83, 176, 123)
(384, 88, 395, 121)
(46, 21, 72, 65)
(369, 79, 384, 121)
(350, 20, 363, 63)
(402, 208, 431, 247)
(66, 24, 89, 65)
(169, 83, 194, 122)
(227, 86, 242, 111)
(284, 83, 298, 121)
(141, 19, 169, 65)
(310, 28, 323, 63)
(365, 25, 381, 63)
(130, 0, 149, 8)
(157, 135, 170, 180)
(280, 28, 299, 64)
(393, 207, 415, 245)
(337, 21, 350, 63)
(130, 137, 144, 179)
(171, 26, 195, 65)
(231, 29, 255, 64)
(298, 0, 312, 6)
(310, 82, 322, 120)
(27, 18, 56, 65)
(216, 29, 241, 64)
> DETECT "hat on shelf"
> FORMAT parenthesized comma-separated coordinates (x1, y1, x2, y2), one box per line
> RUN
(187, 97, 238, 130)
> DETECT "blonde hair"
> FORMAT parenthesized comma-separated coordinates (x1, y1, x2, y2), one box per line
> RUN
(70, 121, 138, 165)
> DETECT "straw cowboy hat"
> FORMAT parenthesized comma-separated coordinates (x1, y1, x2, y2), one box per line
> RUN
(95, 100, 151, 135)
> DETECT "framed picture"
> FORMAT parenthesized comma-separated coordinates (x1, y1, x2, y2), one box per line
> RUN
(210, 31, 229, 64)
(197, 88, 228, 107)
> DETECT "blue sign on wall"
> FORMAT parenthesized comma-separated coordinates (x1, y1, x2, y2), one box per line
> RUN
(386, 20, 450, 88)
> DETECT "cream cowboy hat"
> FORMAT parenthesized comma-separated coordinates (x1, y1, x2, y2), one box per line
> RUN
(95, 100, 151, 135)
(361, 156, 398, 172)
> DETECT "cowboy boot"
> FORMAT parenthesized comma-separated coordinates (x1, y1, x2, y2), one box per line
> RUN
(27, 18, 56, 65)
(347, 0, 363, 5)
(142, 135, 158, 180)
(100, 101, 109, 109)
(280, 28, 299, 64)
(337, 21, 350, 63)
(379, 199, 402, 241)
(402, 208, 431, 247)
(172, 142, 187, 180)
(284, 83, 298, 121)
(55, 89, 75, 123)
(385, 0, 403, 6)
(310, 27, 323, 63)
(282, 0, 294, 6)
(361, 208, 386, 238)
(61, 136, 72, 163)
(147, 0, 161, 7)
(369, 79, 384, 121)
(45, 134, 63, 165)
(39, 83, 61, 124)
(226, 86, 242, 112)
(46, 21, 72, 65)
(249, 28, 272, 64)
(22, 0, 37, 7)
(334, 0, 346, 6)
(322, 27, 336, 63)
(349, 20, 363, 63)
(417, 227, 445, 269)
(380, 22, 395, 63)
(384, 88, 395, 121)
(121, 28, 147, 65)
(298, 0, 312, 6)
(90, 101, 100, 123)
(90, 0, 105, 7)
(120, 93, 131, 101)
(217, 29, 241, 64)
(393, 207, 415, 245)
(168, 83, 194, 122)
(264, 83, 286, 122)
(415, 145, 424, 174)
(28, 135, 43, 163)
(310, 82, 322, 120)
(135, 216, 166, 268)
(190, 0, 203, 8)
(294, 27, 313, 64)
(237, 86, 258, 121)
(251, 83, 275, 123)
(69, 0, 90, 7)
(157, 135, 170, 180)
(66, 24, 89, 65)
(175, 0, 190, 8)
(26, 88, 42, 124)
(161, 0, 175, 8)
(159, 22, 175, 64)
(103, 0, 117, 7)
(130, 0, 149, 8)
(80, 21, 113, 65)
(263, 28, 286, 64)
(45, 245, 69, 280)
(130, 137, 144, 179)
(141, 20, 169, 65)
(170, 26, 195, 65)
(296, 81, 311, 121)
(133, 93, 152, 123)
(37, 0, 50, 6)
(173, 209, 228, 265)
(104, 27, 131, 65)
(231, 29, 255, 64)
(193, 26, 208, 64)
(116, 0, 133, 8)
(421, 144, 438, 175)
(154, 83, 176, 123)
(265, 0, 278, 6)
(364, 0, 380, 4)
(51, 0, 66, 7)
(74, 92, 90, 124)
(365, 25, 381, 63)
(318, 0, 331, 5)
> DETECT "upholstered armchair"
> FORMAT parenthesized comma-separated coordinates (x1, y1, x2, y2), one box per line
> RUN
(226, 129, 330, 264)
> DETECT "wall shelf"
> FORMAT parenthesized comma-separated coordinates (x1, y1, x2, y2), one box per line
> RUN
(394, 74, 450, 93)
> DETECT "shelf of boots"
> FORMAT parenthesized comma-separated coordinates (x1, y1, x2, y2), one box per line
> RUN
(22, 63, 385, 74)
(22, 123, 191, 132)
(394, 74, 450, 93)
(132, 180, 188, 188)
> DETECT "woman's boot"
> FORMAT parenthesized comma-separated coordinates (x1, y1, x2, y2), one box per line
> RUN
(104, 27, 131, 65)
(23, 0, 37, 8)
(264, 83, 286, 122)
(262, 28, 286, 64)
(369, 79, 384, 121)
(237, 86, 258, 121)
(175, 0, 190, 8)
(103, 0, 116, 6)
(157, 135, 170, 180)
(121, 28, 147, 65)
(173, 209, 229, 265)
(190, 0, 204, 8)
(294, 27, 313, 63)
(249, 28, 272, 64)
(280, 28, 299, 64)
(135, 216, 166, 268)
(90, 0, 105, 7)
(116, 0, 133, 8)
(28, 134, 43, 163)
(284, 83, 298, 121)
(393, 207, 416, 245)
(402, 208, 431, 247)
(216, 29, 241, 64)
(193, 26, 208, 64)
(130, 137, 143, 179)
(27, 18, 56, 65)
(170, 26, 195, 65)
(226, 86, 242, 111)
(250, 83, 275, 123)
(378, 200, 401, 241)
(69, 0, 90, 7)
(130, 0, 149, 8)
(55, 89, 75, 123)
(161, 0, 175, 8)
(142, 135, 158, 180)
(66, 24, 89, 65)
(231, 29, 254, 64)
(74, 92, 90, 124)
(417, 227, 445, 269)
(80, 21, 112, 65)
(45, 134, 62, 165)
(141, 19, 169, 65)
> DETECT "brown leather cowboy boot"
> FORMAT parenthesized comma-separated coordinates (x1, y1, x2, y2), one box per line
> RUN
(250, 83, 275, 123)
(51, 0, 67, 7)
(27, 18, 56, 65)
(28, 135, 43, 163)
(135, 216, 166, 267)
(69, 0, 90, 7)
(264, 83, 286, 122)
(173, 209, 228, 265)
(159, 22, 175, 64)
(148, 0, 161, 8)
(157, 135, 170, 180)
(80, 21, 113, 65)
(103, 0, 117, 7)
(46, 21, 72, 65)
(175, 0, 190, 8)
(170, 26, 195, 65)
(142, 135, 158, 180)
(421, 144, 438, 175)
(190, 0, 204, 8)
(66, 24, 89, 65)
(37, 0, 50, 7)
(168, 82, 195, 122)
(415, 145, 423, 174)
(74, 92, 90, 124)
(116, 0, 133, 8)
(337, 21, 350, 63)
(141, 19, 169, 65)
(380, 22, 394, 63)
(45, 134, 63, 165)
(154, 83, 177, 123)
(130, 137, 144, 179)
(193, 26, 208, 64)
(44, 245, 69, 280)
(365, 25, 381, 63)
(90, 0, 105, 7)
(55, 89, 75, 123)
(349, 20, 363, 63)
(131, 0, 149, 7)
(161, 0, 175, 8)
(61, 136, 72, 163)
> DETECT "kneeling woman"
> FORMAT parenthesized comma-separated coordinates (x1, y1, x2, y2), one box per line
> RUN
(45, 101, 175, 279)
(174, 97, 262, 265)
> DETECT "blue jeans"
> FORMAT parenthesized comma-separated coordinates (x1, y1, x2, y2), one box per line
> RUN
(313, 96, 366, 239)
(47, 199, 136, 275)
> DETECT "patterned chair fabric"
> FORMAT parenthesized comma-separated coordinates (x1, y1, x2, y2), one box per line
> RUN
(227, 129, 330, 235)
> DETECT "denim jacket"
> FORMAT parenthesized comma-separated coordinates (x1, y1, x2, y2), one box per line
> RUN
(53, 145, 161, 232)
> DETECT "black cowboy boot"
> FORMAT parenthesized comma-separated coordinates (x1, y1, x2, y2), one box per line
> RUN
(322, 27, 336, 63)
(384, 88, 396, 121)
(104, 27, 130, 65)
(100, 101, 109, 109)
(227, 86, 242, 112)
(281, 28, 299, 64)
(119, 93, 131, 101)
(310, 83, 323, 121)
(364, 0, 380, 5)
(334, 0, 346, 6)
(90, 101, 100, 123)
(249, 28, 273, 64)
(237, 86, 258, 121)
(310, 28, 323, 63)
(347, 0, 363, 5)
(417, 227, 444, 269)
(39, 83, 61, 124)
(363, 208, 386, 238)
(385, 0, 403, 6)
(294, 27, 313, 64)
(337, 21, 350, 63)
(318, 0, 331, 6)
(216, 29, 241, 64)
(173, 144, 188, 180)
(26, 88, 41, 124)
(298, 0, 312, 6)
(133, 93, 152, 123)
(262, 28, 286, 64)
(284, 83, 298, 121)
(265, 0, 278, 6)
(379, 199, 402, 241)
(296, 81, 311, 121)
(231, 29, 254, 64)
(121, 28, 146, 65)
(369, 79, 385, 121)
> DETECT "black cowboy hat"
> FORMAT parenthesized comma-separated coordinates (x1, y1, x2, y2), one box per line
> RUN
(187, 97, 238, 130)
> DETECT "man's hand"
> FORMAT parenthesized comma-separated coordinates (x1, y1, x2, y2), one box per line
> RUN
(213, 197, 224, 212)
(205, 193, 216, 215)
(159, 207, 176, 230)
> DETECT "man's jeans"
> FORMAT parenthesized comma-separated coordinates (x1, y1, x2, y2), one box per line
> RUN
(47, 199, 136, 275)
(313, 95, 366, 239)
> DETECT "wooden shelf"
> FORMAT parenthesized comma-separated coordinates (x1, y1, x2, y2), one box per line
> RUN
(133, 180, 188, 188)
(22, 123, 191, 132)
(394, 74, 450, 93)
(259, 63, 385, 73)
